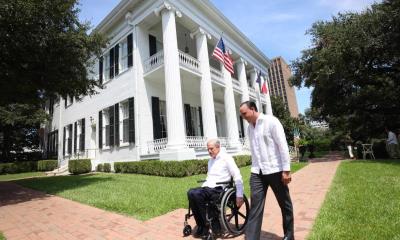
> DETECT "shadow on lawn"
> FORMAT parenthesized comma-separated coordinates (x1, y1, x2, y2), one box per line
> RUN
(0, 174, 113, 207)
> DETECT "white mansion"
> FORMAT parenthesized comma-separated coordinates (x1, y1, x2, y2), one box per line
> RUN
(44, 0, 274, 168)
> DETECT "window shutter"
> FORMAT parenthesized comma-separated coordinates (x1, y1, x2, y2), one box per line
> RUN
(99, 57, 103, 85)
(128, 97, 135, 143)
(64, 96, 67, 108)
(109, 48, 115, 79)
(151, 97, 161, 139)
(149, 35, 157, 56)
(114, 103, 119, 147)
(184, 104, 192, 136)
(74, 122, 77, 154)
(63, 127, 66, 156)
(49, 97, 54, 115)
(68, 124, 72, 155)
(127, 34, 133, 67)
(80, 118, 85, 151)
(240, 116, 245, 138)
(198, 107, 204, 136)
(99, 111, 103, 149)
(114, 45, 119, 76)
(109, 106, 114, 147)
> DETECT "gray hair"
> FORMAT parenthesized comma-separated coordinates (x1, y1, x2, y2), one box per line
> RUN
(207, 138, 221, 147)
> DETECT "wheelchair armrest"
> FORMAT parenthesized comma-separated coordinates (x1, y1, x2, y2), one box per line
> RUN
(216, 180, 231, 185)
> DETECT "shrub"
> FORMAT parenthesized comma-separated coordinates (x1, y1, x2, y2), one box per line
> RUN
(96, 163, 104, 172)
(114, 155, 252, 177)
(37, 160, 58, 171)
(312, 138, 331, 151)
(0, 161, 37, 174)
(68, 159, 91, 175)
(103, 163, 111, 172)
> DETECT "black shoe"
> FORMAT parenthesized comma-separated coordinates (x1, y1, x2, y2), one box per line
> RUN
(282, 235, 295, 240)
(194, 226, 204, 237)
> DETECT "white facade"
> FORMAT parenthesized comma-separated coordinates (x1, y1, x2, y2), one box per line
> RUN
(43, 0, 273, 168)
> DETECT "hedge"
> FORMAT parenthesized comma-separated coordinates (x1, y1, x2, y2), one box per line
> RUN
(0, 161, 37, 174)
(68, 159, 92, 175)
(103, 163, 111, 172)
(114, 155, 251, 177)
(37, 160, 58, 171)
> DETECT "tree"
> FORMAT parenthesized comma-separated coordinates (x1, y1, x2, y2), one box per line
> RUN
(0, 0, 106, 105)
(0, 0, 106, 161)
(290, 0, 400, 140)
(270, 96, 300, 145)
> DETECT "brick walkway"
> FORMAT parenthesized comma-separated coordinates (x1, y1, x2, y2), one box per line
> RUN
(0, 153, 343, 240)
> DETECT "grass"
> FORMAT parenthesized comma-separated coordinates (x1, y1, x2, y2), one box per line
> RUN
(308, 159, 400, 240)
(14, 163, 307, 221)
(0, 232, 5, 240)
(0, 172, 45, 181)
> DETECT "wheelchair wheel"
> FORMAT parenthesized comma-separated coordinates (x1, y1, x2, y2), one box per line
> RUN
(183, 224, 192, 236)
(219, 188, 249, 235)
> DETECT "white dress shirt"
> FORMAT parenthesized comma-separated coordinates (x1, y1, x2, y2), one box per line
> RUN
(247, 114, 291, 175)
(202, 150, 244, 197)
(387, 131, 398, 145)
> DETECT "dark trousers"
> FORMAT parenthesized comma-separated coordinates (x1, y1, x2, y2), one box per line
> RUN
(187, 187, 223, 227)
(245, 171, 294, 240)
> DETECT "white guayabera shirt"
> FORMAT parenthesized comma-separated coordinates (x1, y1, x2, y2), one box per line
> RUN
(247, 114, 291, 175)
(202, 150, 244, 198)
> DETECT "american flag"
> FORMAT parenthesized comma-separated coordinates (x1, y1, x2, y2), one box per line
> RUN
(212, 38, 234, 75)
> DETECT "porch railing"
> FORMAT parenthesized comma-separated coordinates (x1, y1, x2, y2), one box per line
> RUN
(179, 50, 200, 73)
(144, 50, 164, 73)
(210, 67, 224, 86)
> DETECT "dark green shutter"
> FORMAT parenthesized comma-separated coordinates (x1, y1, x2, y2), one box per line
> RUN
(99, 57, 103, 85)
(114, 103, 119, 147)
(127, 34, 133, 67)
(68, 124, 72, 155)
(99, 111, 103, 149)
(199, 107, 204, 136)
(240, 116, 245, 138)
(149, 35, 157, 56)
(128, 97, 135, 143)
(109, 48, 115, 79)
(184, 104, 192, 136)
(80, 118, 85, 151)
(114, 45, 119, 76)
(109, 106, 115, 147)
(151, 97, 161, 139)
(74, 122, 77, 154)
(63, 127, 66, 156)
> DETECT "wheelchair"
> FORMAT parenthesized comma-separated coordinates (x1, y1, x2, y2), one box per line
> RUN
(183, 179, 250, 239)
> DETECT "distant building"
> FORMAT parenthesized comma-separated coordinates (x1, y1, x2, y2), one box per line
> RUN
(268, 57, 299, 118)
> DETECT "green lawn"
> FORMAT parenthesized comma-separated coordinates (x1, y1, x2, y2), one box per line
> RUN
(15, 163, 306, 221)
(0, 172, 45, 181)
(308, 159, 400, 240)
(0, 232, 5, 240)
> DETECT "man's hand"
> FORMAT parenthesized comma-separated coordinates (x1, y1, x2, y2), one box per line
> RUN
(282, 171, 292, 185)
(236, 197, 244, 208)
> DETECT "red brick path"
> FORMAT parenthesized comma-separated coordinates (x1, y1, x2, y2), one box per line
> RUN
(0, 153, 343, 240)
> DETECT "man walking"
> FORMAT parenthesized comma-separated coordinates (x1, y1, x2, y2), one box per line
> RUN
(239, 101, 294, 240)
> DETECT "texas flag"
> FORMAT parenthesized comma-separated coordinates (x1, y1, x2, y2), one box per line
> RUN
(261, 78, 268, 94)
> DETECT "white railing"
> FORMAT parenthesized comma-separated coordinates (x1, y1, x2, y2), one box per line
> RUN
(239, 137, 251, 152)
(144, 50, 164, 73)
(179, 50, 200, 73)
(145, 138, 167, 154)
(185, 136, 207, 148)
(232, 77, 242, 92)
(249, 86, 256, 99)
(210, 67, 225, 86)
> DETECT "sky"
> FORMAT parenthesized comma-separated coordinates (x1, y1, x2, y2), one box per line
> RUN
(78, 0, 377, 114)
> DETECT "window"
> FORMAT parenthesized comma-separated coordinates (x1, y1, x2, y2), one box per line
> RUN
(76, 119, 85, 152)
(64, 124, 72, 156)
(120, 101, 130, 144)
(47, 130, 58, 158)
(104, 53, 111, 82)
(102, 108, 110, 147)
(160, 100, 167, 138)
(190, 106, 200, 136)
(119, 40, 128, 73)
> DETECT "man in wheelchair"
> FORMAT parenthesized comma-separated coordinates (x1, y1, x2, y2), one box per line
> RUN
(186, 138, 245, 238)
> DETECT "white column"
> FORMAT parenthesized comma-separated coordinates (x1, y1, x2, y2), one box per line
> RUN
(249, 68, 261, 110)
(261, 75, 273, 115)
(222, 64, 241, 149)
(157, 3, 195, 160)
(237, 58, 249, 137)
(191, 28, 217, 139)
(58, 96, 63, 166)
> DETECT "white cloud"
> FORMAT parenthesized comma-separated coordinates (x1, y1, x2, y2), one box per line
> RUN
(318, 0, 377, 13)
